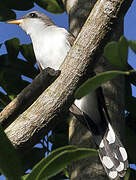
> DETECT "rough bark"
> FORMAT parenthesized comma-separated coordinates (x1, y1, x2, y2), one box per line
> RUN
(65, 0, 133, 179)
(0, 68, 60, 129)
(4, 0, 133, 157)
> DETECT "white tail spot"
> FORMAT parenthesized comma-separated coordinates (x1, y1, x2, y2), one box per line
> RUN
(102, 156, 114, 169)
(99, 140, 104, 148)
(116, 162, 124, 172)
(119, 147, 127, 161)
(114, 153, 118, 160)
(109, 171, 118, 179)
(106, 123, 115, 144)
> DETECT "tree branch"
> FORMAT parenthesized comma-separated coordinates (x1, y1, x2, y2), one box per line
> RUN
(5, 0, 133, 153)
(66, 0, 133, 179)
(0, 68, 60, 129)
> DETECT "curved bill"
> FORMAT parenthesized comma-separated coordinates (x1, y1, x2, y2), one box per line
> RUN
(7, 19, 23, 24)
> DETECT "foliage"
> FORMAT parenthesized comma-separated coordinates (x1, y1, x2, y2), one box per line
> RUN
(0, 0, 136, 178)
(0, 1, 97, 180)
(0, 39, 38, 103)
(104, 36, 128, 70)
(0, 125, 23, 180)
(75, 35, 136, 179)
(75, 70, 130, 99)
(0, 0, 64, 21)
(34, 0, 64, 14)
(75, 36, 136, 117)
(23, 146, 97, 180)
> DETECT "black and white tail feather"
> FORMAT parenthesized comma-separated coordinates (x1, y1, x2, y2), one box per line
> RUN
(99, 128, 128, 179)
(70, 88, 128, 180)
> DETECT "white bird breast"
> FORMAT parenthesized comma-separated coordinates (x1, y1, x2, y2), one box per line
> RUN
(31, 26, 71, 70)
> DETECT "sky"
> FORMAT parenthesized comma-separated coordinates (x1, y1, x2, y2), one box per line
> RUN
(0, 0, 136, 179)
(125, 0, 136, 71)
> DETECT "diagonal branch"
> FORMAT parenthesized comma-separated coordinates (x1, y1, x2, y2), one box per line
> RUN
(66, 0, 133, 179)
(0, 68, 60, 129)
(5, 0, 133, 152)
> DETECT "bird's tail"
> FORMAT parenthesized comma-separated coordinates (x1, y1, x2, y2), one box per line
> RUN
(70, 104, 128, 179)
(98, 123, 128, 179)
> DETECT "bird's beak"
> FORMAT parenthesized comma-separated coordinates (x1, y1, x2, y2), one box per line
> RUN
(7, 19, 23, 25)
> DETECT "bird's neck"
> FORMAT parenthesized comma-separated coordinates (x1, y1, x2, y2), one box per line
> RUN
(27, 23, 54, 37)
(30, 25, 65, 45)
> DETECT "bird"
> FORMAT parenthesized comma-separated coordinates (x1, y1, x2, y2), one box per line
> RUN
(7, 11, 128, 179)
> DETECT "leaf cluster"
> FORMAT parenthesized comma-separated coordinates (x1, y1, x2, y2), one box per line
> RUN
(0, 38, 38, 108)
(0, 0, 64, 21)
(0, 1, 136, 178)
(75, 36, 136, 179)
(0, 1, 73, 180)
(75, 36, 136, 118)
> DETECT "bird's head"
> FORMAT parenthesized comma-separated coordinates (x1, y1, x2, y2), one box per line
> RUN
(7, 11, 54, 35)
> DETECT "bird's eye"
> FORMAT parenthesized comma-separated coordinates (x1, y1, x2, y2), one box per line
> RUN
(29, 13, 38, 18)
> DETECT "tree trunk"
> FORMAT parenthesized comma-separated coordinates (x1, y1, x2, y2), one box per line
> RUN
(65, 0, 130, 179)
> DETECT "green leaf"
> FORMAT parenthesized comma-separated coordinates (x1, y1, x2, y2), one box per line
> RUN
(15, 58, 39, 79)
(104, 42, 122, 69)
(124, 169, 130, 180)
(50, 133, 68, 149)
(50, 121, 68, 150)
(104, 36, 128, 70)
(0, 53, 38, 98)
(129, 40, 136, 53)
(127, 64, 136, 86)
(34, 0, 64, 14)
(63, 168, 69, 178)
(75, 70, 129, 99)
(118, 36, 128, 67)
(25, 146, 77, 180)
(0, 7, 16, 21)
(21, 148, 45, 173)
(20, 44, 36, 65)
(0, 125, 23, 179)
(3, 0, 34, 10)
(0, 54, 38, 95)
(0, 70, 23, 96)
(125, 168, 136, 180)
(5, 38, 20, 59)
(0, 56, 29, 96)
(25, 146, 97, 180)
(36, 147, 97, 180)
